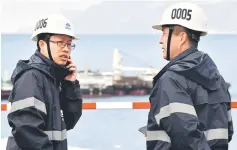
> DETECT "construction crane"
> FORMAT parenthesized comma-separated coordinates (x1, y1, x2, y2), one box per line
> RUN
(112, 48, 159, 81)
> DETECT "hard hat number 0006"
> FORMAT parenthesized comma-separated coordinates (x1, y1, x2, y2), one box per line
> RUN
(35, 18, 48, 31)
(171, 8, 192, 21)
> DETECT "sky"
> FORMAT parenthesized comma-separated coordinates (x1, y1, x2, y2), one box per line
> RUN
(1, 0, 237, 34)
(1, 0, 237, 89)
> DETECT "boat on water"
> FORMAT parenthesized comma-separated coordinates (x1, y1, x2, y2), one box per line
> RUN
(1, 72, 154, 99)
(1, 49, 159, 100)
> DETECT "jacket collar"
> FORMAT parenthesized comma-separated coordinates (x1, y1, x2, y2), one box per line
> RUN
(30, 50, 70, 84)
(152, 48, 198, 86)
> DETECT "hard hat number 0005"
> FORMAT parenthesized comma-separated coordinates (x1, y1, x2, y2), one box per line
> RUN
(35, 18, 48, 31)
(171, 8, 192, 21)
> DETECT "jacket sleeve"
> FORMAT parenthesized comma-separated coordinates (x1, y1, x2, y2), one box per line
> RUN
(7, 70, 53, 150)
(228, 103, 234, 142)
(227, 90, 234, 142)
(151, 73, 211, 150)
(60, 80, 82, 130)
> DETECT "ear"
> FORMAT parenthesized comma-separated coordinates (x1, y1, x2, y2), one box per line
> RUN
(39, 40, 47, 52)
(39, 40, 44, 48)
(180, 32, 184, 42)
(180, 32, 188, 45)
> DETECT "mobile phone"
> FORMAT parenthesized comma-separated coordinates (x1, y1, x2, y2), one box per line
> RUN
(65, 56, 73, 75)
(65, 61, 70, 66)
(138, 125, 147, 136)
(65, 56, 71, 66)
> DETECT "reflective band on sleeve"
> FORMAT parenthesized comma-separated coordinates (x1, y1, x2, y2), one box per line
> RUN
(10, 97, 47, 114)
(228, 110, 232, 122)
(204, 128, 228, 141)
(44, 129, 67, 141)
(155, 102, 197, 125)
(146, 130, 171, 143)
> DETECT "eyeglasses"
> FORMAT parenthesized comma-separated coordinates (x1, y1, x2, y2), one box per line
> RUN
(49, 40, 76, 50)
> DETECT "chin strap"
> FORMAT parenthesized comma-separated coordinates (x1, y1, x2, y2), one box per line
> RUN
(166, 26, 174, 61)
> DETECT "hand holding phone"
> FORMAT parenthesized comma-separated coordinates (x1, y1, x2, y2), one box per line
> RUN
(64, 58, 77, 81)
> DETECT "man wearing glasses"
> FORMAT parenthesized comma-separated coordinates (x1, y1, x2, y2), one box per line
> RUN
(7, 14, 82, 150)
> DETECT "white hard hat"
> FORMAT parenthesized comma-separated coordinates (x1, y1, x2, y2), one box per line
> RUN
(31, 14, 79, 41)
(152, 2, 208, 36)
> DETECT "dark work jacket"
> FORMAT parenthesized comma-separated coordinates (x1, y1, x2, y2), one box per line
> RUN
(7, 50, 83, 150)
(146, 48, 234, 150)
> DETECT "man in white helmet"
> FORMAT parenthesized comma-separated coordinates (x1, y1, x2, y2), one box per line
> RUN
(145, 2, 233, 150)
(6, 14, 82, 150)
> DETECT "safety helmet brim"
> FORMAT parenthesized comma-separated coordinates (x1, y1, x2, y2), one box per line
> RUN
(31, 32, 80, 41)
(152, 24, 207, 36)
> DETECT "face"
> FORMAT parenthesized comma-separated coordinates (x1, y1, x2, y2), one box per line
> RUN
(40, 34, 74, 65)
(159, 26, 184, 60)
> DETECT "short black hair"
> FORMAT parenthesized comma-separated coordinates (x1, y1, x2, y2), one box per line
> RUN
(37, 33, 54, 50)
(174, 25, 201, 48)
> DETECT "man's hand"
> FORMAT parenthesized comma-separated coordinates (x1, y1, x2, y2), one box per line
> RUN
(64, 59, 77, 81)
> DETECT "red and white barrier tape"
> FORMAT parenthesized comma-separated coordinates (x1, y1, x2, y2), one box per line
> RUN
(1, 101, 237, 110)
